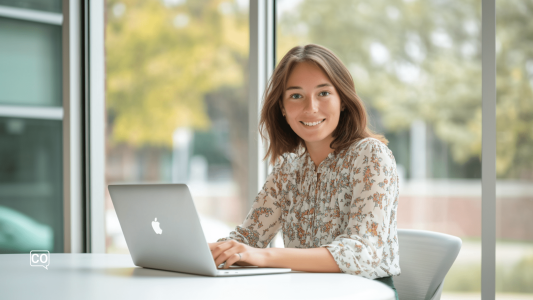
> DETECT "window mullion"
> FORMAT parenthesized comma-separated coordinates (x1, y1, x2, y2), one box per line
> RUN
(62, 0, 84, 253)
(248, 0, 275, 207)
(481, 0, 496, 299)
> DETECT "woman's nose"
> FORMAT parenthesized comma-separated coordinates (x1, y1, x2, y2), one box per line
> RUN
(303, 96, 319, 114)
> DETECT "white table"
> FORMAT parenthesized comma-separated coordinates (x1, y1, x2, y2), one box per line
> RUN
(1, 254, 395, 300)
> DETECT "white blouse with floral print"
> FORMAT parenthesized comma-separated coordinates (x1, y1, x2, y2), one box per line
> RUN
(217, 137, 400, 279)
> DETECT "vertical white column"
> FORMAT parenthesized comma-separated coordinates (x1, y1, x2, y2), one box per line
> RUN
(248, 0, 275, 206)
(410, 119, 427, 180)
(63, 0, 84, 253)
(172, 127, 193, 183)
(87, 0, 106, 253)
(482, 0, 496, 298)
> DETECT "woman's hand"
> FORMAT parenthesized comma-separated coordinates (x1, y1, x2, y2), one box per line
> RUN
(208, 240, 268, 269)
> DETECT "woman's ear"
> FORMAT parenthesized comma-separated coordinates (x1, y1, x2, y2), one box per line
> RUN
(279, 103, 286, 117)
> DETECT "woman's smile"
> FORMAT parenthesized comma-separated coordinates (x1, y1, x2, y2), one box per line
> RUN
(300, 118, 326, 127)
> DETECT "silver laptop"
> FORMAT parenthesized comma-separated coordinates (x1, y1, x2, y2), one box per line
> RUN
(108, 183, 291, 276)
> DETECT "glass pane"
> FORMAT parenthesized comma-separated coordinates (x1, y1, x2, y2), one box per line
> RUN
(496, 0, 533, 298)
(0, 17, 62, 107)
(0, 0, 61, 13)
(277, 0, 482, 298)
(105, 0, 249, 253)
(0, 117, 63, 253)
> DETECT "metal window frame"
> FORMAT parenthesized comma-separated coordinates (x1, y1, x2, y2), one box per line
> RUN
(0, 105, 63, 120)
(481, 0, 496, 299)
(0, 5, 65, 122)
(83, 0, 106, 253)
(0, 5, 62, 25)
(0, 2, 81, 253)
(62, 0, 84, 253)
(62, 0, 105, 254)
(248, 0, 275, 206)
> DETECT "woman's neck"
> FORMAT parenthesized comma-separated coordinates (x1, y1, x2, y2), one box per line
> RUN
(305, 138, 335, 169)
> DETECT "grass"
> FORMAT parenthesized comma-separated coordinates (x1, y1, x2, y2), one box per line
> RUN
(444, 254, 533, 294)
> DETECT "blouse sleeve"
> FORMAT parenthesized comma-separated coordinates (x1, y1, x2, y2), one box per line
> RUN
(320, 140, 399, 279)
(216, 157, 285, 248)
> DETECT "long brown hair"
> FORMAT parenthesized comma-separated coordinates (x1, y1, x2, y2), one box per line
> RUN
(259, 44, 388, 165)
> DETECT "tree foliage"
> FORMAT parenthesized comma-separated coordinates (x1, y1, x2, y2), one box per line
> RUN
(106, 0, 533, 179)
(278, 0, 532, 179)
(106, 0, 248, 147)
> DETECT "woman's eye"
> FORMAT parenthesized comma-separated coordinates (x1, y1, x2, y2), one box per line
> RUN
(319, 91, 331, 97)
(290, 94, 303, 99)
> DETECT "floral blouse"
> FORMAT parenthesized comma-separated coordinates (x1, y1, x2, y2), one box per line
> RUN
(218, 137, 400, 279)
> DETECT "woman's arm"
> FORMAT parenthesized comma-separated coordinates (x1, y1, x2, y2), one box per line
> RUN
(264, 247, 341, 272)
(209, 240, 340, 272)
(318, 140, 400, 278)
(212, 157, 286, 267)
(216, 159, 285, 248)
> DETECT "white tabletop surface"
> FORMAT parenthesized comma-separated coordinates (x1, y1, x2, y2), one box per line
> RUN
(1, 254, 395, 300)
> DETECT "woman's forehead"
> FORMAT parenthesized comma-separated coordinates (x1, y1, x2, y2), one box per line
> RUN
(286, 62, 332, 87)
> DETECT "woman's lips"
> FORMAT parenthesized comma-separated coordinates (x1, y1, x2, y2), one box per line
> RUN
(300, 119, 326, 127)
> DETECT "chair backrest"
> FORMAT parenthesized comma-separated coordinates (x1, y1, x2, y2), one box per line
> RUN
(395, 229, 462, 300)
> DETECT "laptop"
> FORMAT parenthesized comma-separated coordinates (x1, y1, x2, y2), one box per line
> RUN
(108, 183, 292, 276)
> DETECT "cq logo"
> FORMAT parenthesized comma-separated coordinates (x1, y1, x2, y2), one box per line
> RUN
(30, 250, 50, 270)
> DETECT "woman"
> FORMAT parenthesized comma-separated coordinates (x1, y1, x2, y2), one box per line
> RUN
(209, 44, 400, 296)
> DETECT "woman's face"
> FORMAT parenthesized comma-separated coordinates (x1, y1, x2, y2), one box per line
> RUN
(281, 62, 343, 149)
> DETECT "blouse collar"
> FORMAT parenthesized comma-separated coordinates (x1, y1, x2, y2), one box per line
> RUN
(302, 149, 336, 173)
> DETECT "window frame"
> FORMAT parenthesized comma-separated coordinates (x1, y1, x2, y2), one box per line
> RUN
(248, 0, 275, 206)
(481, 0, 496, 298)
(62, 0, 85, 253)
(62, 0, 106, 253)
(0, 2, 80, 253)
(82, 0, 106, 253)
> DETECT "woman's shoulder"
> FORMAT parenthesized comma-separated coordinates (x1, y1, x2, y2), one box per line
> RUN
(346, 137, 396, 163)
(351, 137, 389, 150)
(274, 151, 302, 173)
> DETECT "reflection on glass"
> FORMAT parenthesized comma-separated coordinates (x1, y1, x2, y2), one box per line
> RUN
(496, 0, 533, 298)
(0, 17, 62, 107)
(277, 0, 482, 298)
(0, 118, 62, 253)
(104, 0, 249, 253)
(0, 0, 61, 13)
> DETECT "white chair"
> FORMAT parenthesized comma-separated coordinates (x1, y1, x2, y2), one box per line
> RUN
(394, 229, 462, 300)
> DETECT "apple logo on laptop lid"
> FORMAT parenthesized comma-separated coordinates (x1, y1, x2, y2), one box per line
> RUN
(152, 218, 163, 234)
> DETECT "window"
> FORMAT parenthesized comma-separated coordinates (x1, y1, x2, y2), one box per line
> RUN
(496, 0, 533, 297)
(0, 2, 64, 253)
(276, 0, 483, 297)
(104, 0, 250, 253)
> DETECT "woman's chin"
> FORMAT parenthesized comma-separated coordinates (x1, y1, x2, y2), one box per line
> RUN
(299, 133, 334, 146)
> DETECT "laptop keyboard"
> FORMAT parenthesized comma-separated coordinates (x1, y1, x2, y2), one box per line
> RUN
(217, 263, 259, 269)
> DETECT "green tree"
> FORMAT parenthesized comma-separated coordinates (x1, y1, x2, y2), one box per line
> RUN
(106, 0, 248, 147)
(495, 0, 533, 179)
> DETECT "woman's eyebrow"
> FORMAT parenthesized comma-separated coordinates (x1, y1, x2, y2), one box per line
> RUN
(286, 86, 302, 91)
(285, 83, 332, 91)
(316, 83, 332, 88)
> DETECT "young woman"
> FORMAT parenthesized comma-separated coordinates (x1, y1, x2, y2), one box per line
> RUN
(209, 44, 400, 296)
